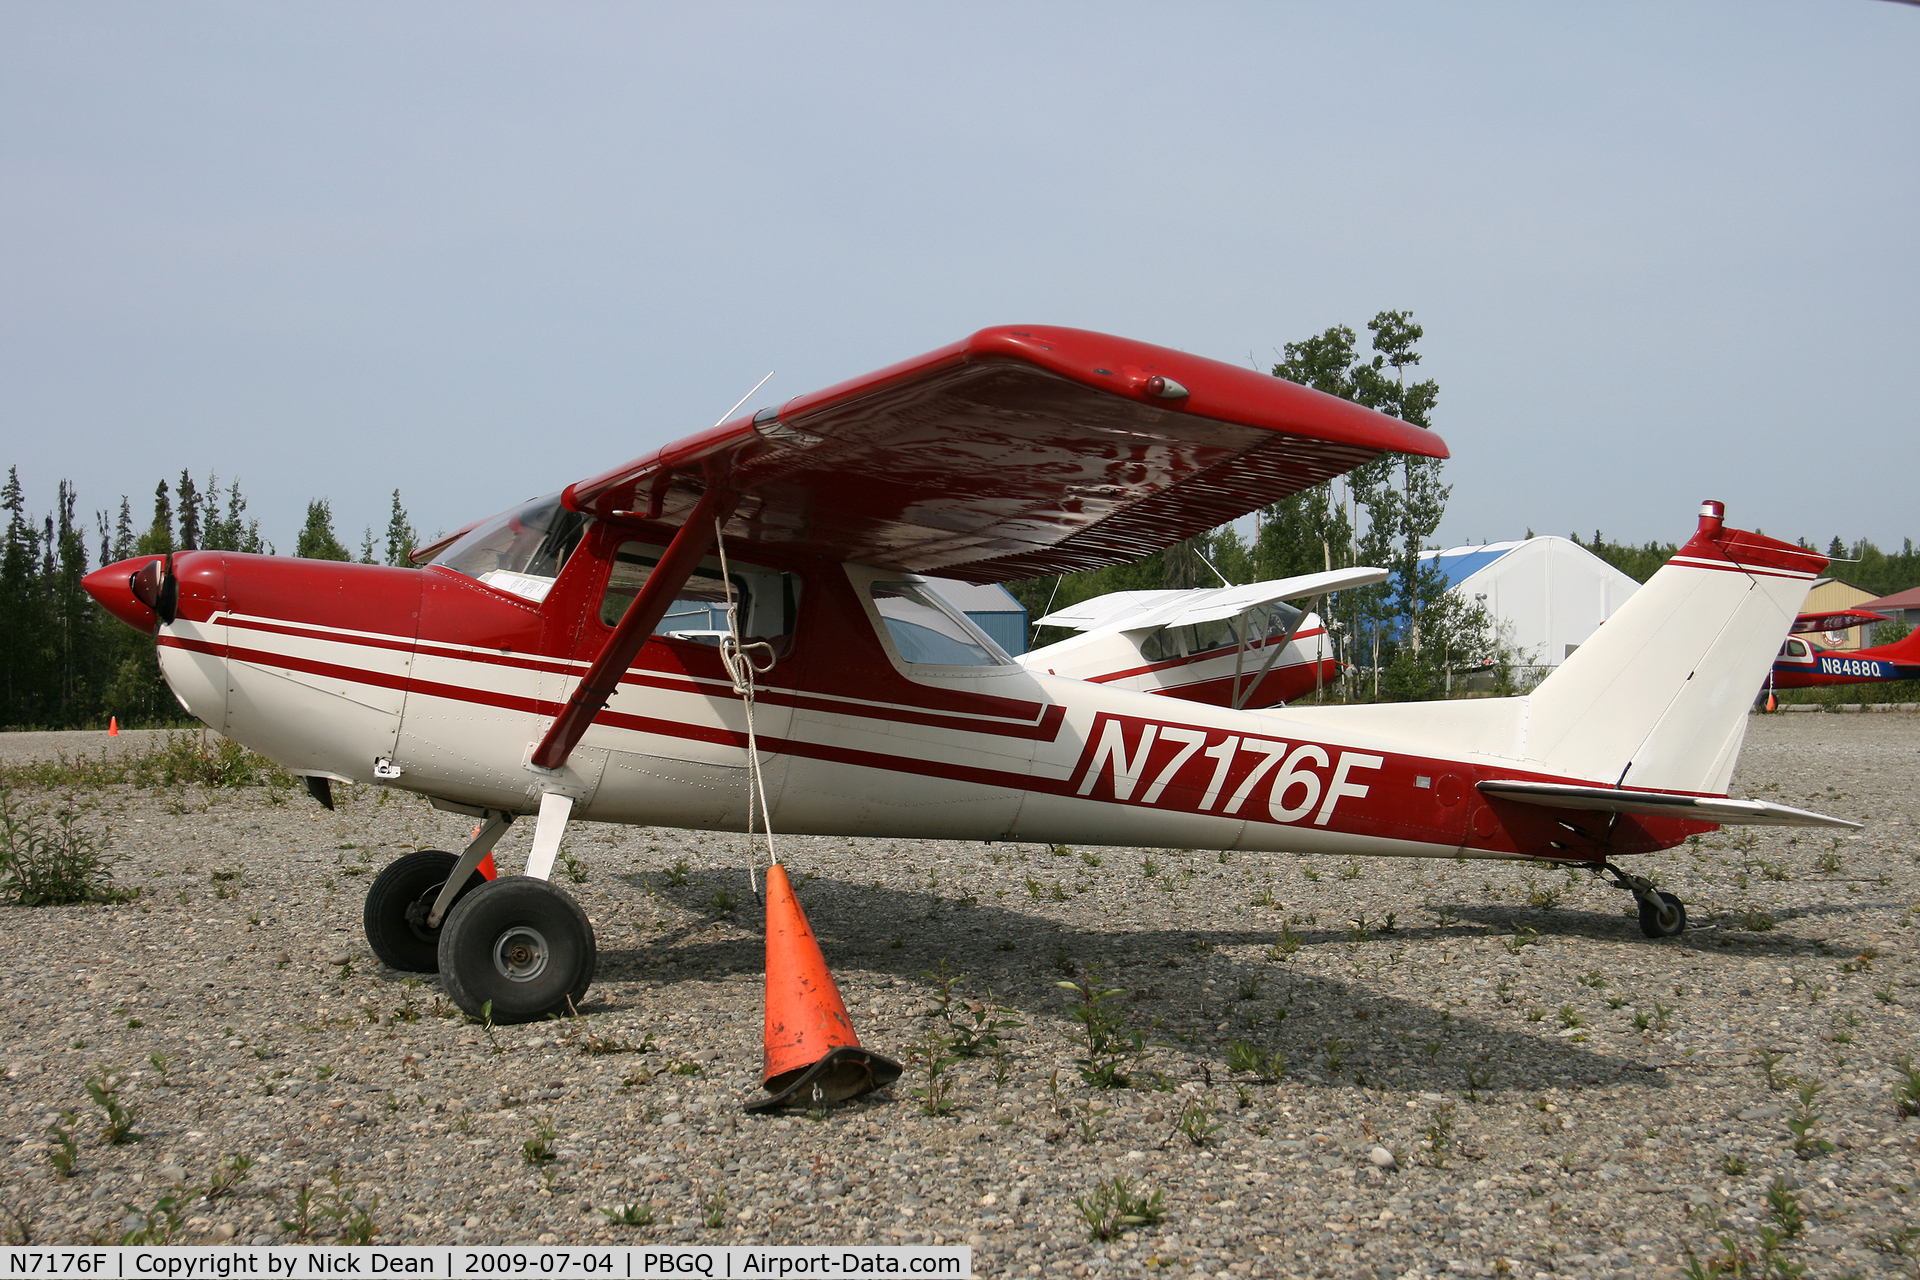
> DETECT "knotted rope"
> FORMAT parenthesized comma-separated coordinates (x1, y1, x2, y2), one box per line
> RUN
(712, 519, 780, 897)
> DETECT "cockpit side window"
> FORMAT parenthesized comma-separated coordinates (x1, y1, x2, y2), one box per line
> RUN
(600, 540, 802, 654)
(1785, 638, 1809, 658)
(431, 493, 591, 604)
(1139, 600, 1306, 665)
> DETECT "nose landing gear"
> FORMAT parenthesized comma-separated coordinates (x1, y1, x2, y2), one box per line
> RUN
(1597, 861, 1687, 938)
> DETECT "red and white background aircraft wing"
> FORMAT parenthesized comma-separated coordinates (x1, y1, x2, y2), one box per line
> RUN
(1033, 567, 1391, 636)
(563, 326, 1444, 580)
(1791, 609, 1887, 634)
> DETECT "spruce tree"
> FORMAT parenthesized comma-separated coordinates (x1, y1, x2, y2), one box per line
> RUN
(176, 470, 202, 550)
(295, 499, 351, 561)
(136, 480, 173, 556)
(384, 490, 417, 566)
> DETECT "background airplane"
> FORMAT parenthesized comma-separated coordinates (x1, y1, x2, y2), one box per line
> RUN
(1771, 609, 1920, 690)
(1020, 568, 1388, 710)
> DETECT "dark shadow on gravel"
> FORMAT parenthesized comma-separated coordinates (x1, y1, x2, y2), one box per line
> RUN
(595, 873, 1679, 1098)
(1448, 902, 1885, 959)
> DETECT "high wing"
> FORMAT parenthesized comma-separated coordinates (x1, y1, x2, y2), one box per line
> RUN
(1478, 780, 1861, 830)
(563, 326, 1444, 583)
(1035, 566, 1391, 634)
(1031, 589, 1192, 633)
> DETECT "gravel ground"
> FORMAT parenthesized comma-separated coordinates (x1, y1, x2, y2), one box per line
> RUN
(3, 713, 1917, 1277)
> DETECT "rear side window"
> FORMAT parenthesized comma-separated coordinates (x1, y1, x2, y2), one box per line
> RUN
(599, 541, 802, 650)
(868, 580, 1009, 666)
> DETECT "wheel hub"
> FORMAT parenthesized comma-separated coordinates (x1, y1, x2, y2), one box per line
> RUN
(403, 885, 446, 942)
(492, 925, 551, 983)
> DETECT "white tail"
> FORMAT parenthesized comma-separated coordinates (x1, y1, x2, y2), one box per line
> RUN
(1524, 501, 1825, 794)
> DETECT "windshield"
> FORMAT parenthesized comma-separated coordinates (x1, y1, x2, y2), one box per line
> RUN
(869, 580, 1010, 666)
(431, 493, 590, 604)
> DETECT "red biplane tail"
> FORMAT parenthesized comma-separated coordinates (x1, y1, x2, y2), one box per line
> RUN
(1524, 501, 1826, 795)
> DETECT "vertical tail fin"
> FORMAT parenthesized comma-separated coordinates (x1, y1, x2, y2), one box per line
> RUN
(1524, 501, 1826, 794)
(1875, 625, 1920, 660)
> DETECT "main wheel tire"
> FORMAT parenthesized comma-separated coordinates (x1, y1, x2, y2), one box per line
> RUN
(438, 876, 596, 1024)
(364, 850, 488, 972)
(1637, 890, 1687, 939)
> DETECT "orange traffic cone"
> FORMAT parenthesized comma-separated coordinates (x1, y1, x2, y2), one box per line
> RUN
(1766, 692, 1777, 712)
(746, 863, 900, 1113)
(466, 826, 498, 880)
(108, 716, 119, 737)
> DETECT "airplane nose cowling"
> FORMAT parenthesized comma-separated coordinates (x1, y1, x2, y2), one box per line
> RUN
(84, 556, 167, 633)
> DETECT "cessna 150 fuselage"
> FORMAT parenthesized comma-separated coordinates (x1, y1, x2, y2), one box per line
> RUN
(84, 325, 1855, 1024)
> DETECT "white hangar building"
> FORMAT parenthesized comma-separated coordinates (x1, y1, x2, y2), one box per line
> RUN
(1421, 536, 1642, 676)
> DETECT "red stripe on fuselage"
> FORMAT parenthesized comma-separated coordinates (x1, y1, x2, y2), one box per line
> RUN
(199, 616, 1068, 746)
(1086, 627, 1328, 684)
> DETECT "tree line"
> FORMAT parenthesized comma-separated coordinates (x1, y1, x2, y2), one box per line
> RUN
(0, 471, 417, 729)
(1573, 529, 1920, 595)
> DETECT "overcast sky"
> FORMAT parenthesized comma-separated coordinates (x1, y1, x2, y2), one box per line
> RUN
(4, 2, 1916, 563)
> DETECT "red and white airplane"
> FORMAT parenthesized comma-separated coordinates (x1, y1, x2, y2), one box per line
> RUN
(84, 325, 1857, 1026)
(1770, 609, 1920, 690)
(1021, 567, 1387, 710)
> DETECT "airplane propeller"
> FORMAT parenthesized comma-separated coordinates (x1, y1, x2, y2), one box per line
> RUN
(129, 554, 178, 625)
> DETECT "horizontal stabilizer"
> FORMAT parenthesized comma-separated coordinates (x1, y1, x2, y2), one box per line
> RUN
(1478, 779, 1861, 830)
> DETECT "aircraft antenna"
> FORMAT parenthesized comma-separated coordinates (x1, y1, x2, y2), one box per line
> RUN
(1194, 546, 1232, 587)
(713, 370, 777, 428)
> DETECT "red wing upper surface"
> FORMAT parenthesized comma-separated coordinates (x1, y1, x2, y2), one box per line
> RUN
(565, 325, 1446, 583)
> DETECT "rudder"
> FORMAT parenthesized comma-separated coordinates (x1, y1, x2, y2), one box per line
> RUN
(1523, 501, 1825, 794)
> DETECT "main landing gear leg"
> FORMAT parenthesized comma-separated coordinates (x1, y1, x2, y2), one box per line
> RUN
(363, 810, 514, 973)
(437, 791, 597, 1024)
(1596, 860, 1687, 939)
(523, 792, 574, 882)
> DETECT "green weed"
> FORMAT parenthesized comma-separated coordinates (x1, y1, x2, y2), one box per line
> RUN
(1056, 966, 1142, 1088)
(601, 1203, 659, 1227)
(1174, 1097, 1222, 1148)
(85, 1066, 139, 1144)
(0, 787, 132, 906)
(522, 1114, 559, 1165)
(908, 1029, 960, 1117)
(45, 1112, 77, 1177)
(1074, 1176, 1164, 1241)
(1225, 1040, 1286, 1083)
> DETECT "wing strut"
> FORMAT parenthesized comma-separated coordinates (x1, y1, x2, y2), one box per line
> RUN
(1232, 608, 1311, 710)
(530, 482, 739, 771)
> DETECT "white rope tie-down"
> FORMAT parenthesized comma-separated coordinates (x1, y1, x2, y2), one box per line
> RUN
(712, 518, 780, 900)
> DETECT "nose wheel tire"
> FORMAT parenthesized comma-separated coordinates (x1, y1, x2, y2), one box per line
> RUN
(437, 876, 596, 1024)
(1637, 890, 1687, 939)
(363, 850, 488, 972)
